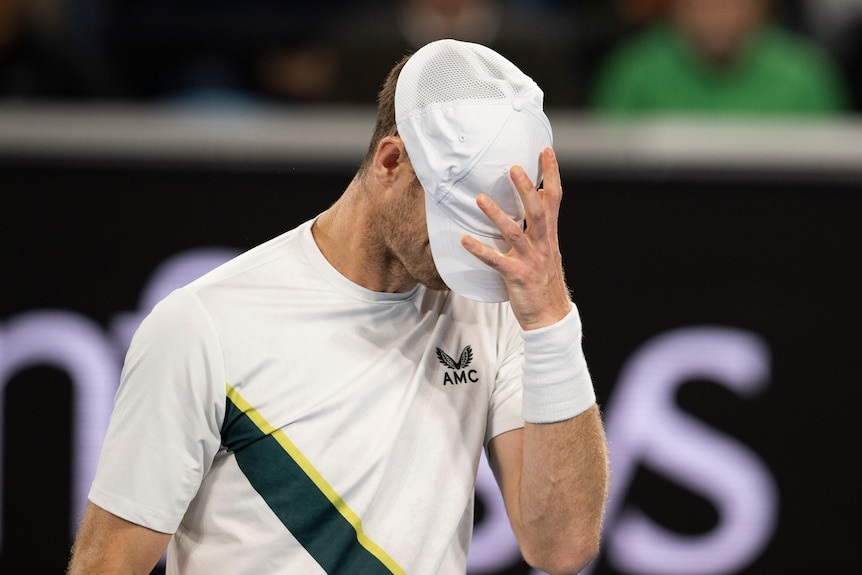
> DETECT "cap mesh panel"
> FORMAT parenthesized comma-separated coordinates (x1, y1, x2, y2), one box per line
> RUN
(396, 42, 536, 119)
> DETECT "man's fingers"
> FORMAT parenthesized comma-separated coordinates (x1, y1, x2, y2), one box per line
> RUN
(538, 147, 563, 243)
(510, 165, 548, 239)
(461, 234, 506, 270)
(540, 147, 563, 205)
(463, 147, 565, 270)
(476, 193, 530, 253)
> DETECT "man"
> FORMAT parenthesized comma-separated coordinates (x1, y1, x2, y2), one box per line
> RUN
(593, 0, 847, 115)
(67, 39, 609, 575)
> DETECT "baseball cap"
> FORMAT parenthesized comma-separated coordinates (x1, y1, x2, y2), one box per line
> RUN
(395, 39, 553, 303)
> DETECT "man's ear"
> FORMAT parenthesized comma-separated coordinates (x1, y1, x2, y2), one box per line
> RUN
(372, 136, 412, 187)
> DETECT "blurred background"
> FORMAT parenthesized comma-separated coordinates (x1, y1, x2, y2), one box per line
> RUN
(1, 0, 860, 573)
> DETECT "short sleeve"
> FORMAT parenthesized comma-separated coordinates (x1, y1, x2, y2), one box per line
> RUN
(484, 305, 525, 446)
(88, 288, 226, 534)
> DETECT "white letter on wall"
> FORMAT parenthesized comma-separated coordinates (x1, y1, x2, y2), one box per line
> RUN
(599, 326, 777, 575)
(0, 311, 118, 551)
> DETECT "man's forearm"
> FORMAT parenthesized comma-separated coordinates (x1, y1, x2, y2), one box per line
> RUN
(505, 300, 609, 574)
(517, 405, 609, 574)
(68, 502, 170, 575)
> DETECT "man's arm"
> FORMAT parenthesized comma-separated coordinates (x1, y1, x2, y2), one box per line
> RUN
(67, 502, 171, 575)
(488, 407, 609, 574)
(462, 147, 610, 573)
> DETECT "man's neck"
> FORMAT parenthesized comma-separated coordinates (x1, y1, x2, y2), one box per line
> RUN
(311, 181, 418, 295)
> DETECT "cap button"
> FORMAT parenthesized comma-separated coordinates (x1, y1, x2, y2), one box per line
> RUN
(512, 97, 523, 111)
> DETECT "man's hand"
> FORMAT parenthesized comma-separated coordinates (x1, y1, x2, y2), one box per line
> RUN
(460, 147, 571, 330)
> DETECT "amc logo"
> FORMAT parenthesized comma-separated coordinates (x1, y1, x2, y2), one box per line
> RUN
(436, 345, 479, 385)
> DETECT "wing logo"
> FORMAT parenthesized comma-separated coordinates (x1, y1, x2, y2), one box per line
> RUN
(435, 345, 478, 385)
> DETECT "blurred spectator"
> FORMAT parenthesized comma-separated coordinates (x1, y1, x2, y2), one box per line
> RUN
(615, 0, 671, 25)
(1, 0, 119, 99)
(837, 17, 862, 111)
(800, 0, 862, 112)
(254, 43, 340, 103)
(800, 0, 862, 50)
(97, 0, 349, 103)
(260, 0, 586, 107)
(591, 0, 848, 116)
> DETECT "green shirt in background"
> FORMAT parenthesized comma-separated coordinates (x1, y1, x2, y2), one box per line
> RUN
(592, 24, 848, 116)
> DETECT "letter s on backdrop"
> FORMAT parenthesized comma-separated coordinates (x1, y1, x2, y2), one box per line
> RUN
(596, 327, 778, 575)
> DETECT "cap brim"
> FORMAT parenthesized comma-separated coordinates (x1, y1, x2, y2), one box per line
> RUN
(426, 196, 511, 303)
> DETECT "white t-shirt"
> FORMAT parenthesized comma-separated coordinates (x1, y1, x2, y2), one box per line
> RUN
(88, 219, 526, 574)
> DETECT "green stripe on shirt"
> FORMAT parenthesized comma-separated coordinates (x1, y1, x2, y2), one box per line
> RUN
(223, 384, 405, 575)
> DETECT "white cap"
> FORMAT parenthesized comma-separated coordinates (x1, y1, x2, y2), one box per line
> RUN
(395, 39, 553, 303)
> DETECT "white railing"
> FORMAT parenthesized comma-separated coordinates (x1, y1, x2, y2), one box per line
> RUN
(1, 103, 860, 178)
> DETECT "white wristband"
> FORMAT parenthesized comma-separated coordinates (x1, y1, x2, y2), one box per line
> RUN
(520, 303, 596, 423)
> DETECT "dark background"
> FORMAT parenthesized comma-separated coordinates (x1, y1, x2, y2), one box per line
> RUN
(1, 150, 859, 574)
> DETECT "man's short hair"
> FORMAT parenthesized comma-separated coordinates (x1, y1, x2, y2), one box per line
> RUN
(358, 54, 412, 176)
